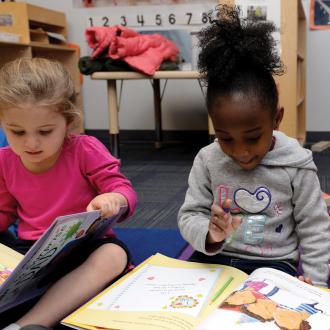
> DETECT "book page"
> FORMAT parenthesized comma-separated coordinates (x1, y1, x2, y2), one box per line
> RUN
(198, 267, 330, 330)
(0, 244, 23, 286)
(63, 254, 248, 330)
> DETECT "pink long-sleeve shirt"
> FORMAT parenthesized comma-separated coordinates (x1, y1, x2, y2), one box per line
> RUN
(0, 134, 137, 240)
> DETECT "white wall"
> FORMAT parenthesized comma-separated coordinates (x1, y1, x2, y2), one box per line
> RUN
(26, 0, 330, 132)
(26, 0, 208, 131)
(302, 0, 330, 131)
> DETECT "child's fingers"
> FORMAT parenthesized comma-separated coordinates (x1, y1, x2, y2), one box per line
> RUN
(211, 204, 224, 216)
(298, 275, 313, 285)
(208, 221, 226, 242)
(107, 201, 121, 216)
(212, 213, 231, 231)
(222, 198, 231, 213)
(86, 202, 94, 212)
(232, 216, 242, 230)
(99, 203, 110, 218)
(87, 200, 100, 212)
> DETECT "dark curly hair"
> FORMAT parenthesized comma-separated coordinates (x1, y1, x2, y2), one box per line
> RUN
(198, 5, 284, 115)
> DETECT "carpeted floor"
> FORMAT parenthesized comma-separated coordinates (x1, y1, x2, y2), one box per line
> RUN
(116, 142, 203, 229)
(114, 141, 330, 230)
(312, 147, 330, 193)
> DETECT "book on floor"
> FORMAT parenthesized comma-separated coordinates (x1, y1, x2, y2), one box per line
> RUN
(0, 206, 127, 313)
(62, 253, 330, 330)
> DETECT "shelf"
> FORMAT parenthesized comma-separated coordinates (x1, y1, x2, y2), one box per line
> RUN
(0, 40, 29, 47)
(0, 2, 83, 131)
(30, 42, 76, 52)
(27, 4, 66, 31)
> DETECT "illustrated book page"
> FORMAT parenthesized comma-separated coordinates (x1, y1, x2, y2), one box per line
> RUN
(62, 253, 248, 330)
(0, 243, 23, 286)
(198, 266, 330, 330)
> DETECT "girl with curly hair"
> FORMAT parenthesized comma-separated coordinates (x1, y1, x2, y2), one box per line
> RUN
(178, 5, 330, 288)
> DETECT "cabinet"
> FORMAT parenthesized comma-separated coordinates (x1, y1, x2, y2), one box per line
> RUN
(0, 3, 83, 130)
(216, 0, 306, 143)
(276, 0, 306, 144)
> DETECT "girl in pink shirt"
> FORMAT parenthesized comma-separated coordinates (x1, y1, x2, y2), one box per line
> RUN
(0, 58, 137, 330)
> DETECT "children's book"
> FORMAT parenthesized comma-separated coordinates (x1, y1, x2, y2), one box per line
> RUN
(198, 267, 330, 330)
(0, 206, 127, 313)
(62, 253, 330, 330)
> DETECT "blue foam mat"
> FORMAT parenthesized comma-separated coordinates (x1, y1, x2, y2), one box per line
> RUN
(114, 227, 188, 265)
(0, 129, 8, 148)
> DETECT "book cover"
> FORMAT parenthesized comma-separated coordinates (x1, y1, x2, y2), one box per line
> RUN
(0, 206, 127, 313)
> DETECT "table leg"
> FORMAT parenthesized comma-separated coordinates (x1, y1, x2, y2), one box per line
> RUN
(107, 80, 120, 158)
(208, 115, 215, 143)
(153, 79, 162, 149)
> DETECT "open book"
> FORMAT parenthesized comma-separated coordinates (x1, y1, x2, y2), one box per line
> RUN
(62, 253, 330, 330)
(0, 206, 127, 313)
(198, 265, 330, 330)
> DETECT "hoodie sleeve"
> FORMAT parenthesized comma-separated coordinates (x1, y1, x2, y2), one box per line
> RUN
(291, 168, 330, 287)
(178, 150, 224, 255)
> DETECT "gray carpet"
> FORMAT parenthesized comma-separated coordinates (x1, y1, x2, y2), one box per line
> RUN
(114, 142, 330, 229)
(312, 147, 330, 193)
(117, 143, 202, 229)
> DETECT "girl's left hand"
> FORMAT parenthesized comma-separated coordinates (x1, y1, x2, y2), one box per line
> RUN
(87, 192, 127, 218)
(298, 275, 313, 285)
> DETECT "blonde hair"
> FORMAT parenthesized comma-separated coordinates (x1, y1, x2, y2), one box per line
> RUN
(0, 57, 81, 129)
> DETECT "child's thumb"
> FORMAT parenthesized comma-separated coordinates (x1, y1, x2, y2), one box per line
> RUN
(232, 216, 241, 230)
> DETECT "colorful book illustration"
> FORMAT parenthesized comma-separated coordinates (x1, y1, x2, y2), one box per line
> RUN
(198, 267, 330, 330)
(0, 207, 127, 313)
(62, 253, 246, 330)
(62, 254, 330, 330)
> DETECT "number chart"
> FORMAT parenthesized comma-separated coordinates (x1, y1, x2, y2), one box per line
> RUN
(86, 3, 217, 29)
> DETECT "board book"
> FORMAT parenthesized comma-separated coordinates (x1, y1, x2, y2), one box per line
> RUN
(62, 253, 330, 330)
(0, 207, 126, 313)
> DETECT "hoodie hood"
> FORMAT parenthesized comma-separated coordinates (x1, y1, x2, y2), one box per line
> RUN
(261, 131, 315, 170)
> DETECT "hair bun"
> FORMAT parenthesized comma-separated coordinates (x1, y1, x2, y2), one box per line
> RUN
(198, 4, 284, 87)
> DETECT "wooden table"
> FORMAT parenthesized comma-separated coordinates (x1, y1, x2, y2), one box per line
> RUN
(91, 70, 212, 158)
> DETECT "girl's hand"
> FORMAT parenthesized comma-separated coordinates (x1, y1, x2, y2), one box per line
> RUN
(87, 192, 127, 218)
(207, 199, 241, 244)
(298, 275, 313, 285)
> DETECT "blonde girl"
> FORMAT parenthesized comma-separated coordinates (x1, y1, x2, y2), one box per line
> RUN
(0, 58, 137, 329)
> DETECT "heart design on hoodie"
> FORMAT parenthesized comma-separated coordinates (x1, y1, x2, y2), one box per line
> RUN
(234, 187, 271, 214)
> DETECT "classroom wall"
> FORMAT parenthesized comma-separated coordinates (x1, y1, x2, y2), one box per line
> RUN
(26, 0, 330, 133)
(302, 0, 330, 132)
(25, 0, 208, 132)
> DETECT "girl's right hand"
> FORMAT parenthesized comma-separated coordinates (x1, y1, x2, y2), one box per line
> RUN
(207, 199, 241, 244)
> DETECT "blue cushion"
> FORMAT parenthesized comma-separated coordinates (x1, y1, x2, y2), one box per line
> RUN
(0, 129, 8, 147)
(114, 227, 188, 265)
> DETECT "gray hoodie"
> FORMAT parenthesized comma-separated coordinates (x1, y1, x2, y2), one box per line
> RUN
(178, 131, 330, 287)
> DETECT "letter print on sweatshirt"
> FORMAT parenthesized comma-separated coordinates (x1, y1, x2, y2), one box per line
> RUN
(234, 186, 272, 245)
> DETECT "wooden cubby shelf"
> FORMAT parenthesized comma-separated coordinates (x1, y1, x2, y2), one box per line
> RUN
(0, 2, 83, 132)
(0, 2, 80, 93)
